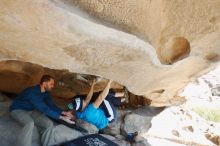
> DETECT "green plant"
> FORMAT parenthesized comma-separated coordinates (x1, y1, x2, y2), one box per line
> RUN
(192, 107, 220, 123)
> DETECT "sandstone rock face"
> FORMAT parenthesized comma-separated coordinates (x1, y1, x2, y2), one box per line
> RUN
(0, 0, 220, 106)
(159, 37, 190, 64)
(0, 60, 122, 98)
(73, 0, 220, 59)
(123, 113, 152, 134)
(0, 60, 44, 94)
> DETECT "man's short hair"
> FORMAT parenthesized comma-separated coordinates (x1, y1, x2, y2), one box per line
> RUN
(40, 75, 54, 84)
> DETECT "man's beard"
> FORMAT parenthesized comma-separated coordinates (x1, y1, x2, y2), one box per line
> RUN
(45, 85, 51, 92)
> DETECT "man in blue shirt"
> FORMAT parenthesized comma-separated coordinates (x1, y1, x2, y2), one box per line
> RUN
(10, 75, 74, 146)
(67, 79, 125, 130)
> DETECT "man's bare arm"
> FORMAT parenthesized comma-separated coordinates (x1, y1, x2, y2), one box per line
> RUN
(93, 80, 112, 108)
(82, 79, 96, 111)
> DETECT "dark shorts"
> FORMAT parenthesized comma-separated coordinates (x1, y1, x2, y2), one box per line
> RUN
(99, 91, 122, 123)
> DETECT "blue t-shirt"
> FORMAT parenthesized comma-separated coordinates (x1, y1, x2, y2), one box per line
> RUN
(76, 104, 109, 129)
(9, 85, 63, 119)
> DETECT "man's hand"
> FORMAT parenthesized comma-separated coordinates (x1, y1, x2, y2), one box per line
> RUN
(107, 79, 112, 86)
(62, 111, 74, 119)
(88, 78, 97, 86)
(91, 79, 97, 86)
(59, 115, 75, 124)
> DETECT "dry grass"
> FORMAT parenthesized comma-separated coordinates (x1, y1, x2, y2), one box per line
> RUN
(192, 107, 220, 123)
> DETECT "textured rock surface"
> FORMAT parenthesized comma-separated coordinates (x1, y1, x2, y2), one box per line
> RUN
(73, 0, 220, 60)
(75, 119, 98, 134)
(0, 60, 123, 98)
(1, 0, 220, 106)
(158, 37, 190, 64)
(123, 113, 152, 134)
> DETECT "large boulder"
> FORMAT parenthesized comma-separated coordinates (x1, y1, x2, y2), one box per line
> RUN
(0, 0, 220, 106)
(123, 113, 152, 134)
(75, 119, 98, 134)
(0, 60, 123, 99)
